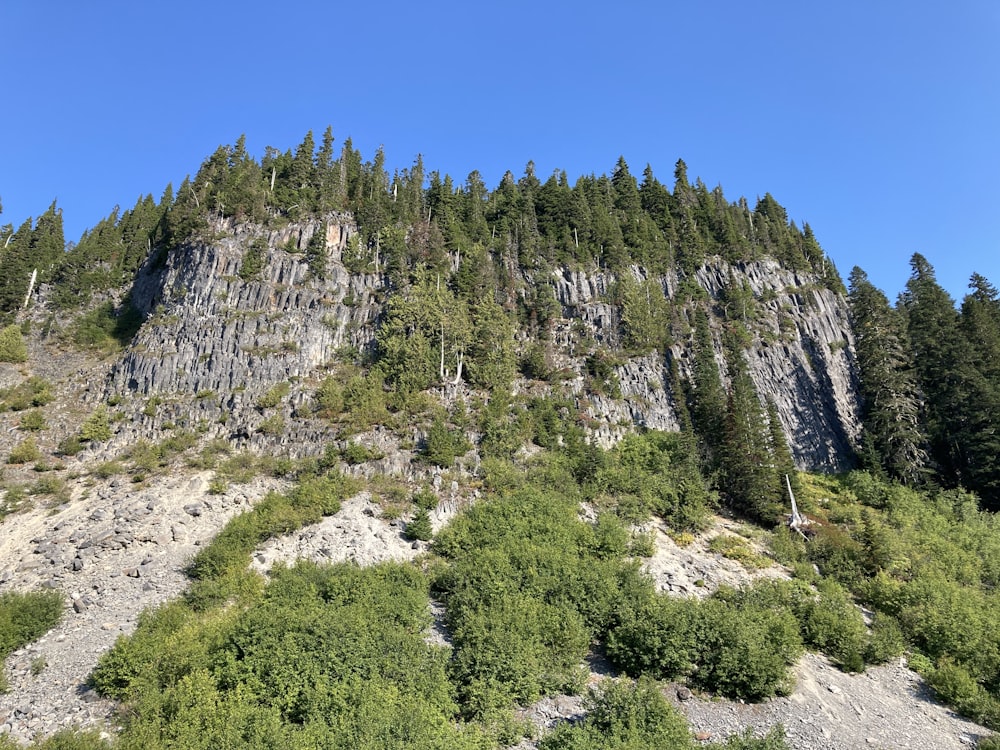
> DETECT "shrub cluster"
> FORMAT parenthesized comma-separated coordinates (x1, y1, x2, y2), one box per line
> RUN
(0, 590, 64, 691)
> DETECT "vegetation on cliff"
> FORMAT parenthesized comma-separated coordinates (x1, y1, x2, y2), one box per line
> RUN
(2, 129, 1000, 747)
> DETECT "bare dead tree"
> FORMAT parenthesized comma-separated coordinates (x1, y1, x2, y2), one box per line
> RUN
(786, 474, 811, 539)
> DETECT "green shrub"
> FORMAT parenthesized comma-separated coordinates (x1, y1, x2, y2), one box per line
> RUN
(29, 475, 68, 501)
(314, 375, 344, 418)
(70, 301, 143, 351)
(432, 478, 657, 718)
(18, 410, 46, 432)
(420, 415, 470, 467)
(609, 581, 804, 701)
(594, 430, 714, 530)
(413, 487, 438, 511)
(539, 677, 692, 750)
(0, 377, 53, 412)
(238, 238, 267, 282)
(707, 534, 770, 569)
(95, 562, 488, 749)
(926, 659, 1000, 729)
(628, 531, 657, 558)
(93, 461, 125, 479)
(864, 612, 906, 665)
(694, 595, 802, 699)
(8, 437, 41, 464)
(797, 579, 868, 672)
(257, 381, 290, 409)
(0, 591, 63, 659)
(606, 594, 701, 680)
(0, 484, 29, 517)
(79, 407, 112, 442)
(341, 441, 384, 465)
(257, 414, 285, 435)
(0, 728, 113, 749)
(405, 509, 433, 542)
(215, 452, 259, 484)
(0, 325, 28, 363)
(705, 727, 791, 749)
(186, 473, 360, 584)
(56, 435, 85, 457)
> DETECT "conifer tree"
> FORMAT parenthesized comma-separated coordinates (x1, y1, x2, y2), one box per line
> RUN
(689, 308, 726, 464)
(719, 332, 782, 522)
(956, 273, 1000, 508)
(848, 267, 928, 485)
(899, 254, 965, 480)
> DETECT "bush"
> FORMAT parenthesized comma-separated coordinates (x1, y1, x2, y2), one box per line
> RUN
(405, 508, 433, 542)
(18, 409, 47, 431)
(539, 677, 692, 750)
(0, 377, 53, 412)
(93, 461, 125, 479)
(606, 595, 701, 680)
(56, 435, 85, 457)
(0, 591, 63, 659)
(257, 414, 285, 435)
(926, 659, 1000, 729)
(79, 407, 112, 443)
(186, 473, 360, 584)
(341, 441, 383, 465)
(421, 416, 470, 467)
(70, 301, 143, 351)
(95, 562, 488, 749)
(413, 487, 438, 511)
(0, 325, 28, 363)
(609, 581, 804, 701)
(694, 596, 802, 699)
(797, 579, 868, 672)
(864, 612, 906, 665)
(257, 381, 290, 409)
(8, 438, 41, 464)
(706, 727, 791, 749)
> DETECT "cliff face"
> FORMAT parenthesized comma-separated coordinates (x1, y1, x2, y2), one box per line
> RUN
(104, 216, 860, 470)
(548, 261, 859, 470)
(114, 215, 379, 397)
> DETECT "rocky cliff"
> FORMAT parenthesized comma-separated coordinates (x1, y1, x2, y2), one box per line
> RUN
(96, 214, 859, 470)
(546, 261, 859, 469)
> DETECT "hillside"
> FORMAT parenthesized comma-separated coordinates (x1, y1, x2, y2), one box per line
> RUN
(0, 135, 999, 749)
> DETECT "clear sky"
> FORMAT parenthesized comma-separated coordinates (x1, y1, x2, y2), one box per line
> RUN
(2, 1, 998, 303)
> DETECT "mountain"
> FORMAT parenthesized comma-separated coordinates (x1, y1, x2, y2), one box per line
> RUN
(0, 135, 998, 749)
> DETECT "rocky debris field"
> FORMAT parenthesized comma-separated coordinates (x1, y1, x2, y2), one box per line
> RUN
(0, 469, 993, 749)
(0, 470, 283, 743)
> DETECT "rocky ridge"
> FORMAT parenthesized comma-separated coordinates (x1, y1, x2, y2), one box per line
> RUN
(84, 215, 861, 472)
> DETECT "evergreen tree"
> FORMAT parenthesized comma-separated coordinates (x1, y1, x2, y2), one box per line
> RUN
(30, 201, 65, 281)
(957, 273, 1000, 508)
(689, 308, 727, 464)
(766, 398, 800, 498)
(719, 331, 782, 522)
(617, 273, 670, 354)
(899, 253, 965, 481)
(848, 267, 928, 485)
(467, 299, 516, 391)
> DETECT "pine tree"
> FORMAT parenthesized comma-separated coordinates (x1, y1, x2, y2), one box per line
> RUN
(720, 337, 782, 522)
(899, 253, 965, 481)
(956, 273, 1000, 508)
(689, 308, 727, 464)
(848, 267, 928, 485)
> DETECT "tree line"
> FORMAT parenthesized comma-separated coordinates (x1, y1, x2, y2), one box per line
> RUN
(849, 256, 1000, 510)
(0, 128, 839, 322)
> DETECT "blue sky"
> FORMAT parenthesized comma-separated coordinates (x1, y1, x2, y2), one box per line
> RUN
(2, 1, 998, 303)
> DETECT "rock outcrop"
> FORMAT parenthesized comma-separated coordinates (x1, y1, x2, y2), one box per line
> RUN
(99, 215, 859, 470)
